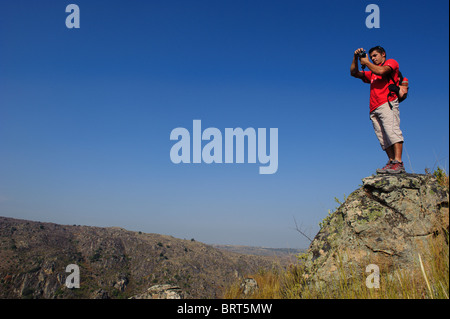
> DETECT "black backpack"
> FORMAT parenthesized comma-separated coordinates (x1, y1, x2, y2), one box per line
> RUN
(387, 70, 409, 104)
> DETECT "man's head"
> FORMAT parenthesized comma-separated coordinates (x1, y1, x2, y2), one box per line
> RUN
(369, 46, 386, 65)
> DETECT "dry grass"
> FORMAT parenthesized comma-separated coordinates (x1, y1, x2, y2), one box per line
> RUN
(223, 268, 284, 299)
(432, 166, 449, 189)
(224, 230, 449, 299)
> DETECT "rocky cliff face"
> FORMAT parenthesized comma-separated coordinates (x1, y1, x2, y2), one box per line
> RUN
(0, 218, 277, 299)
(303, 173, 449, 286)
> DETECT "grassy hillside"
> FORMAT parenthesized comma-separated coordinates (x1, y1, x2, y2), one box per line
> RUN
(0, 216, 280, 299)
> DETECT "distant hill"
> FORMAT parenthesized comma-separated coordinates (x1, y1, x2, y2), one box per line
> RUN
(212, 244, 305, 258)
(0, 216, 283, 299)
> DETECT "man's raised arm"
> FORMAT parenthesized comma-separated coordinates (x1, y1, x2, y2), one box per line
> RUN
(350, 48, 366, 79)
(359, 55, 392, 76)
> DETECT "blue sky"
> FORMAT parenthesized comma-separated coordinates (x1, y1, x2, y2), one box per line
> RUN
(0, 0, 448, 249)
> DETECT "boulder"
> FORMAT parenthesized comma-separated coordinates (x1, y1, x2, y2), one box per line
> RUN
(303, 173, 449, 286)
(240, 278, 258, 296)
(129, 284, 184, 299)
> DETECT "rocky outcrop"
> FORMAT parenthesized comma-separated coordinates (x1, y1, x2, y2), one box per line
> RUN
(303, 173, 449, 286)
(240, 278, 259, 296)
(129, 284, 184, 299)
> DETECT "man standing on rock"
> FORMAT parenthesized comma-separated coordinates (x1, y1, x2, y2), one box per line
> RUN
(350, 46, 406, 174)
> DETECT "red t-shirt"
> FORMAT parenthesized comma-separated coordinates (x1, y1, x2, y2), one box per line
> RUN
(363, 59, 400, 112)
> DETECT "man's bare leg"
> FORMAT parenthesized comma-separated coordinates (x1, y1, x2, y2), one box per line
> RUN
(393, 142, 403, 162)
(385, 142, 403, 162)
(385, 145, 395, 162)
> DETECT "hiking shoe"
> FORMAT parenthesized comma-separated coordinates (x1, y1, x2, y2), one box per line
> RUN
(376, 161, 393, 174)
(386, 160, 405, 174)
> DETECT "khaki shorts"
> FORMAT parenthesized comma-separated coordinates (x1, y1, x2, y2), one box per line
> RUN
(370, 99, 404, 150)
